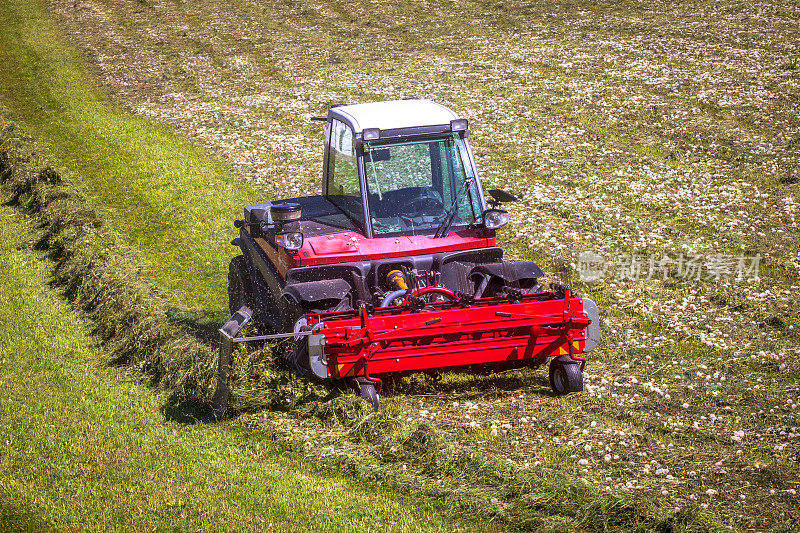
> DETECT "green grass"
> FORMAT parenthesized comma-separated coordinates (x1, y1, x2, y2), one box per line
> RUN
(1, 125, 685, 531)
(0, 0, 263, 319)
(0, 204, 495, 532)
(1, 0, 798, 529)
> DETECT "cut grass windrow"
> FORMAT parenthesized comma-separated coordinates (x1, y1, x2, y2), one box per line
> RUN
(0, 202, 493, 533)
(0, 123, 218, 404)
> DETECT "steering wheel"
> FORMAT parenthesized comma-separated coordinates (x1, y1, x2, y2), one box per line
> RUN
(407, 196, 443, 216)
(401, 188, 444, 219)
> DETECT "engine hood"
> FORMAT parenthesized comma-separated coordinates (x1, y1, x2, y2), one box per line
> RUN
(294, 228, 496, 267)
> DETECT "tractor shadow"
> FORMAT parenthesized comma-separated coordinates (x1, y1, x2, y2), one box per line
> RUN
(160, 393, 217, 424)
(159, 372, 556, 425)
(384, 368, 558, 399)
(166, 307, 222, 346)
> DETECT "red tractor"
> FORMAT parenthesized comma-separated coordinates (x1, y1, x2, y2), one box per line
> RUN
(212, 99, 599, 416)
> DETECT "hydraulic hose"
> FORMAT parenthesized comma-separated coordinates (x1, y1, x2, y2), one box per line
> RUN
(411, 286, 458, 300)
(381, 286, 458, 307)
(380, 289, 409, 307)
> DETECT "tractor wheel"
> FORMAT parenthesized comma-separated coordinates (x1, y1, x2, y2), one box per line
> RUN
(282, 317, 311, 377)
(549, 358, 583, 395)
(227, 255, 253, 316)
(351, 377, 380, 411)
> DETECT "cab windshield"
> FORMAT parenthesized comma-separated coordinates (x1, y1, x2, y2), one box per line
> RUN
(363, 135, 482, 236)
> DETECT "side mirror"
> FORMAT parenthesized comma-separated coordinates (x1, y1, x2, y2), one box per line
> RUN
(482, 208, 509, 230)
(487, 189, 518, 208)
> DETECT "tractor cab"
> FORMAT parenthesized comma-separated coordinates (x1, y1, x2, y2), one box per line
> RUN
(239, 100, 513, 269)
(323, 100, 505, 238)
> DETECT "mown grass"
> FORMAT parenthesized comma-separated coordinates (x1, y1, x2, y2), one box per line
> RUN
(0, 204, 495, 533)
(0, 127, 722, 530)
(1, 0, 798, 530)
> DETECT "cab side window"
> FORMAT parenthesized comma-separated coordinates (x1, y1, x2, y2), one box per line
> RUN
(326, 120, 365, 228)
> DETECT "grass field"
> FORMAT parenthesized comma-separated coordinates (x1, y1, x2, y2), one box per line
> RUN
(1, 0, 799, 529)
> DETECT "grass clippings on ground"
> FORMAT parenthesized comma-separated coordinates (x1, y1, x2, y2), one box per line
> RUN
(0, 0, 798, 529)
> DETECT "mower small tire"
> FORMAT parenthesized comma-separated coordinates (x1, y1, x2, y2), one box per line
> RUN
(352, 377, 380, 411)
(228, 255, 253, 316)
(549, 358, 583, 395)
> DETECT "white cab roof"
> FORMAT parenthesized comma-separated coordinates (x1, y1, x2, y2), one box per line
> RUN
(329, 100, 461, 134)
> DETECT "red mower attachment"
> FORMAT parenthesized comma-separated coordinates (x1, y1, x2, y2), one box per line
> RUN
(213, 288, 598, 417)
(305, 288, 598, 392)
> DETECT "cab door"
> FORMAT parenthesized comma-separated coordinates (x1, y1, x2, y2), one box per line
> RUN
(324, 119, 368, 234)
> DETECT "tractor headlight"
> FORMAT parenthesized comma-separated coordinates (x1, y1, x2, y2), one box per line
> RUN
(276, 231, 304, 250)
(363, 128, 381, 141)
(450, 118, 469, 132)
(482, 209, 509, 230)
